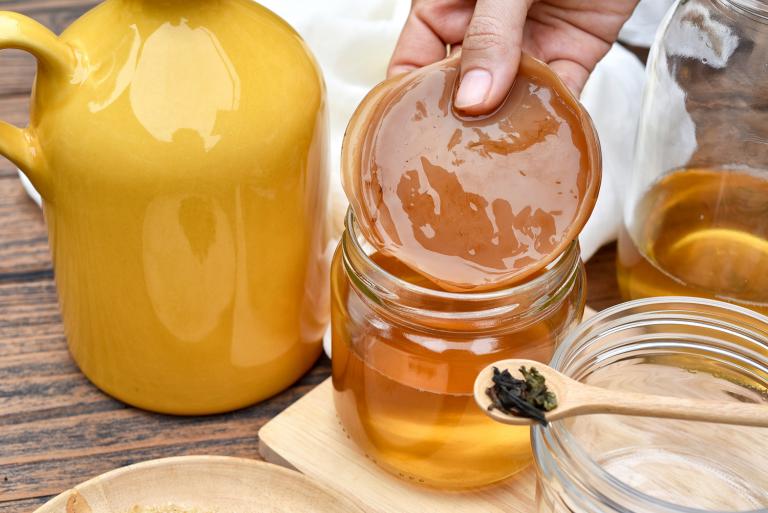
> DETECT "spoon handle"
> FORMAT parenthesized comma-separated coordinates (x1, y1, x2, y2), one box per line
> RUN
(570, 385, 768, 428)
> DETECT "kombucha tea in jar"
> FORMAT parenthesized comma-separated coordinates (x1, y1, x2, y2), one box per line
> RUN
(619, 167, 768, 315)
(331, 212, 586, 489)
(334, 50, 599, 488)
(619, 0, 768, 314)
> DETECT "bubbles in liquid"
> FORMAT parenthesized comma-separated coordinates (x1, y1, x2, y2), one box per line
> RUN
(343, 54, 600, 291)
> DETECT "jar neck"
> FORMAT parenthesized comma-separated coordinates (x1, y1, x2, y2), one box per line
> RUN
(721, 0, 768, 20)
(341, 209, 583, 333)
(534, 298, 768, 513)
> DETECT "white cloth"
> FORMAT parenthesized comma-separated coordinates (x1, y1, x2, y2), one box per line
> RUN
(620, 0, 676, 47)
(578, 44, 646, 259)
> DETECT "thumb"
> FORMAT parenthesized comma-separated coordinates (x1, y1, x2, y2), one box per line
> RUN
(455, 0, 533, 115)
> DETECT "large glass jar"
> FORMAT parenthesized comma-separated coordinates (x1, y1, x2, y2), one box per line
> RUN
(331, 210, 585, 489)
(618, 0, 768, 315)
(534, 298, 768, 512)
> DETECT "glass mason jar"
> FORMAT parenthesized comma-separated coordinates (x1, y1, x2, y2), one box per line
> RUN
(534, 297, 768, 513)
(331, 210, 586, 489)
(618, 0, 768, 315)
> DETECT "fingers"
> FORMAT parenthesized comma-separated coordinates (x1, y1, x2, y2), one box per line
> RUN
(388, 1, 474, 78)
(547, 59, 590, 96)
(388, 14, 448, 77)
(455, 0, 534, 115)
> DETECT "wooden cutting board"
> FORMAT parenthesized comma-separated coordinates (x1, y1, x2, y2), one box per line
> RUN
(258, 379, 537, 513)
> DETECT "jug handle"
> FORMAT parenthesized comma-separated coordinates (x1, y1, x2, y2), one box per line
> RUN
(0, 11, 77, 200)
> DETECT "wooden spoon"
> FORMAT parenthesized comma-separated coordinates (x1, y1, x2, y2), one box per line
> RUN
(474, 359, 768, 428)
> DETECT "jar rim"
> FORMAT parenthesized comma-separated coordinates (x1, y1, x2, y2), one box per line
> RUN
(341, 208, 584, 332)
(535, 297, 768, 513)
(344, 207, 581, 302)
(719, 0, 768, 21)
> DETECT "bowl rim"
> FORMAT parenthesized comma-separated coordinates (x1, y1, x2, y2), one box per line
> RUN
(33, 455, 365, 513)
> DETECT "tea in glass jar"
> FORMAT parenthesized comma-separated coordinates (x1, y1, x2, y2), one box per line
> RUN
(618, 167, 768, 315)
(619, 0, 768, 315)
(335, 51, 600, 488)
(332, 212, 585, 488)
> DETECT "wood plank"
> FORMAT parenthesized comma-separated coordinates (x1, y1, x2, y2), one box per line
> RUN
(0, 1, 99, 97)
(0, 368, 328, 459)
(0, 252, 331, 508)
(585, 242, 621, 311)
(0, 279, 60, 360)
(0, 177, 50, 276)
(0, 95, 29, 128)
(0, 497, 51, 513)
(0, 95, 31, 178)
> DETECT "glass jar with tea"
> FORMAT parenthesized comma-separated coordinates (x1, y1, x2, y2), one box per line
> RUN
(619, 0, 768, 315)
(332, 54, 601, 488)
(534, 298, 768, 512)
(332, 210, 586, 488)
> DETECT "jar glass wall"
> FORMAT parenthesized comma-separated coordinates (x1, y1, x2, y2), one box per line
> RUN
(331, 210, 586, 489)
(618, 0, 768, 315)
(534, 298, 768, 513)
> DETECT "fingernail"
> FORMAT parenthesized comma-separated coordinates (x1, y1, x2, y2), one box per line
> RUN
(455, 69, 492, 109)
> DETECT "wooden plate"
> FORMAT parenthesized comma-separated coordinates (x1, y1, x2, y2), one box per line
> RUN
(33, 455, 364, 513)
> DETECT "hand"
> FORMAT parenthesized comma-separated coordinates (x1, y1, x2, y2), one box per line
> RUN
(388, 0, 638, 115)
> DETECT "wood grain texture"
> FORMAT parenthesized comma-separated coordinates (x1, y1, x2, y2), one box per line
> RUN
(585, 242, 622, 311)
(0, 244, 332, 509)
(0, 178, 50, 276)
(0, 2, 624, 513)
(0, 498, 51, 513)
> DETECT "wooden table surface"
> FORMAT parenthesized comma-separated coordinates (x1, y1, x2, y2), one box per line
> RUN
(0, 2, 624, 512)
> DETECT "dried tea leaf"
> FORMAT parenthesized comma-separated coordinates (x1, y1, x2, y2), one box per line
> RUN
(486, 366, 558, 426)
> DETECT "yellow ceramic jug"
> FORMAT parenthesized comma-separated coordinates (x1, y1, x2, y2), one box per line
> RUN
(0, 0, 330, 414)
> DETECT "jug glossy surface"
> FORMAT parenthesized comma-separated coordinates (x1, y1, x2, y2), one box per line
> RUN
(619, 0, 768, 315)
(0, 0, 330, 414)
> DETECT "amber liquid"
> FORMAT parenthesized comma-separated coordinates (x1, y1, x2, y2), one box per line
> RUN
(332, 251, 581, 488)
(618, 168, 768, 315)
